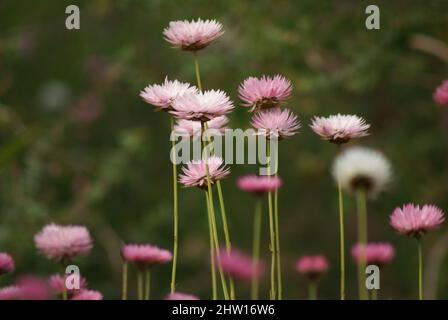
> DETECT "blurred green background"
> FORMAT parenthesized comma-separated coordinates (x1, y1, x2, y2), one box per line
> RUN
(1, 0, 447, 300)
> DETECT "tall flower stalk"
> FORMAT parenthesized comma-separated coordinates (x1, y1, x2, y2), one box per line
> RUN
(355, 189, 368, 300)
(251, 199, 262, 300)
(170, 117, 179, 294)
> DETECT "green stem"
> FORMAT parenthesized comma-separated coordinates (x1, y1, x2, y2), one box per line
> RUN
(337, 178, 346, 300)
(122, 261, 128, 300)
(60, 263, 68, 301)
(251, 199, 262, 300)
(194, 53, 203, 91)
(274, 174, 282, 300)
(309, 282, 318, 300)
(418, 238, 423, 300)
(170, 118, 179, 294)
(137, 271, 143, 300)
(266, 143, 276, 300)
(356, 189, 368, 300)
(205, 192, 218, 300)
(145, 270, 151, 300)
(371, 289, 378, 300)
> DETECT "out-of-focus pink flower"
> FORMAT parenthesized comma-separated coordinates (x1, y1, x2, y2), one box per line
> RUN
(140, 78, 197, 111)
(34, 224, 93, 262)
(0, 286, 22, 300)
(71, 289, 103, 300)
(239, 75, 293, 111)
(16, 276, 51, 300)
(171, 90, 234, 121)
(174, 116, 228, 139)
(48, 273, 87, 296)
(251, 108, 300, 140)
(179, 156, 230, 188)
(237, 175, 282, 196)
(71, 94, 103, 124)
(0, 253, 14, 275)
(434, 80, 448, 106)
(163, 19, 224, 51)
(310, 114, 370, 144)
(390, 204, 445, 238)
(121, 244, 172, 270)
(295, 255, 329, 281)
(165, 292, 200, 300)
(351, 243, 395, 267)
(216, 249, 263, 282)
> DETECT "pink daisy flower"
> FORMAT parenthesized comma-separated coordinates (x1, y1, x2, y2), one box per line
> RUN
(0, 286, 22, 300)
(179, 156, 230, 189)
(216, 248, 263, 282)
(173, 115, 228, 139)
(140, 78, 197, 111)
(390, 204, 445, 238)
(34, 224, 93, 262)
(0, 252, 14, 275)
(238, 75, 293, 111)
(237, 175, 282, 196)
(251, 108, 300, 140)
(48, 273, 87, 296)
(351, 243, 395, 267)
(434, 80, 448, 106)
(165, 292, 200, 300)
(71, 289, 103, 300)
(310, 114, 370, 144)
(16, 276, 51, 300)
(163, 19, 224, 51)
(121, 244, 172, 270)
(171, 90, 234, 121)
(295, 255, 329, 281)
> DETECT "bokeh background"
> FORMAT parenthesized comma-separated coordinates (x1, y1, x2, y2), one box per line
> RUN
(1, 0, 447, 300)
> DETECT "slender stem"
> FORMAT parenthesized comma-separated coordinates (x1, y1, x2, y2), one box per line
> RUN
(308, 282, 318, 300)
(266, 143, 276, 300)
(194, 53, 203, 91)
(145, 270, 151, 300)
(205, 192, 218, 299)
(170, 118, 179, 294)
(274, 174, 282, 300)
(137, 271, 143, 300)
(122, 261, 128, 300)
(251, 199, 262, 300)
(371, 289, 378, 300)
(356, 189, 368, 300)
(60, 263, 68, 301)
(337, 177, 346, 300)
(418, 239, 423, 300)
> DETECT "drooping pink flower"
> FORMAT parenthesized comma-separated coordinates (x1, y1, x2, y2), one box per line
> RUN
(310, 114, 370, 144)
(390, 204, 445, 238)
(237, 175, 282, 196)
(351, 243, 395, 267)
(121, 244, 172, 270)
(434, 80, 448, 106)
(0, 286, 22, 300)
(179, 156, 230, 189)
(165, 292, 200, 300)
(16, 276, 51, 300)
(216, 248, 263, 282)
(174, 116, 228, 139)
(171, 90, 234, 121)
(0, 253, 14, 275)
(251, 108, 300, 140)
(163, 19, 224, 51)
(34, 224, 93, 262)
(295, 255, 329, 281)
(238, 75, 293, 111)
(48, 273, 87, 295)
(71, 289, 103, 300)
(140, 78, 198, 111)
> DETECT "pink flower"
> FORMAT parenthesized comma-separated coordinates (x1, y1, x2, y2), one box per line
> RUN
(48, 273, 87, 295)
(165, 292, 200, 300)
(163, 19, 224, 51)
(121, 244, 172, 269)
(171, 90, 234, 121)
(15, 276, 51, 300)
(0, 286, 22, 300)
(0, 253, 14, 275)
(179, 156, 230, 188)
(310, 114, 370, 144)
(34, 224, 93, 262)
(434, 80, 448, 106)
(351, 243, 395, 267)
(140, 78, 197, 111)
(251, 108, 300, 140)
(295, 255, 329, 281)
(174, 116, 228, 139)
(71, 289, 103, 300)
(390, 204, 445, 238)
(216, 249, 263, 282)
(237, 175, 282, 196)
(238, 75, 292, 111)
